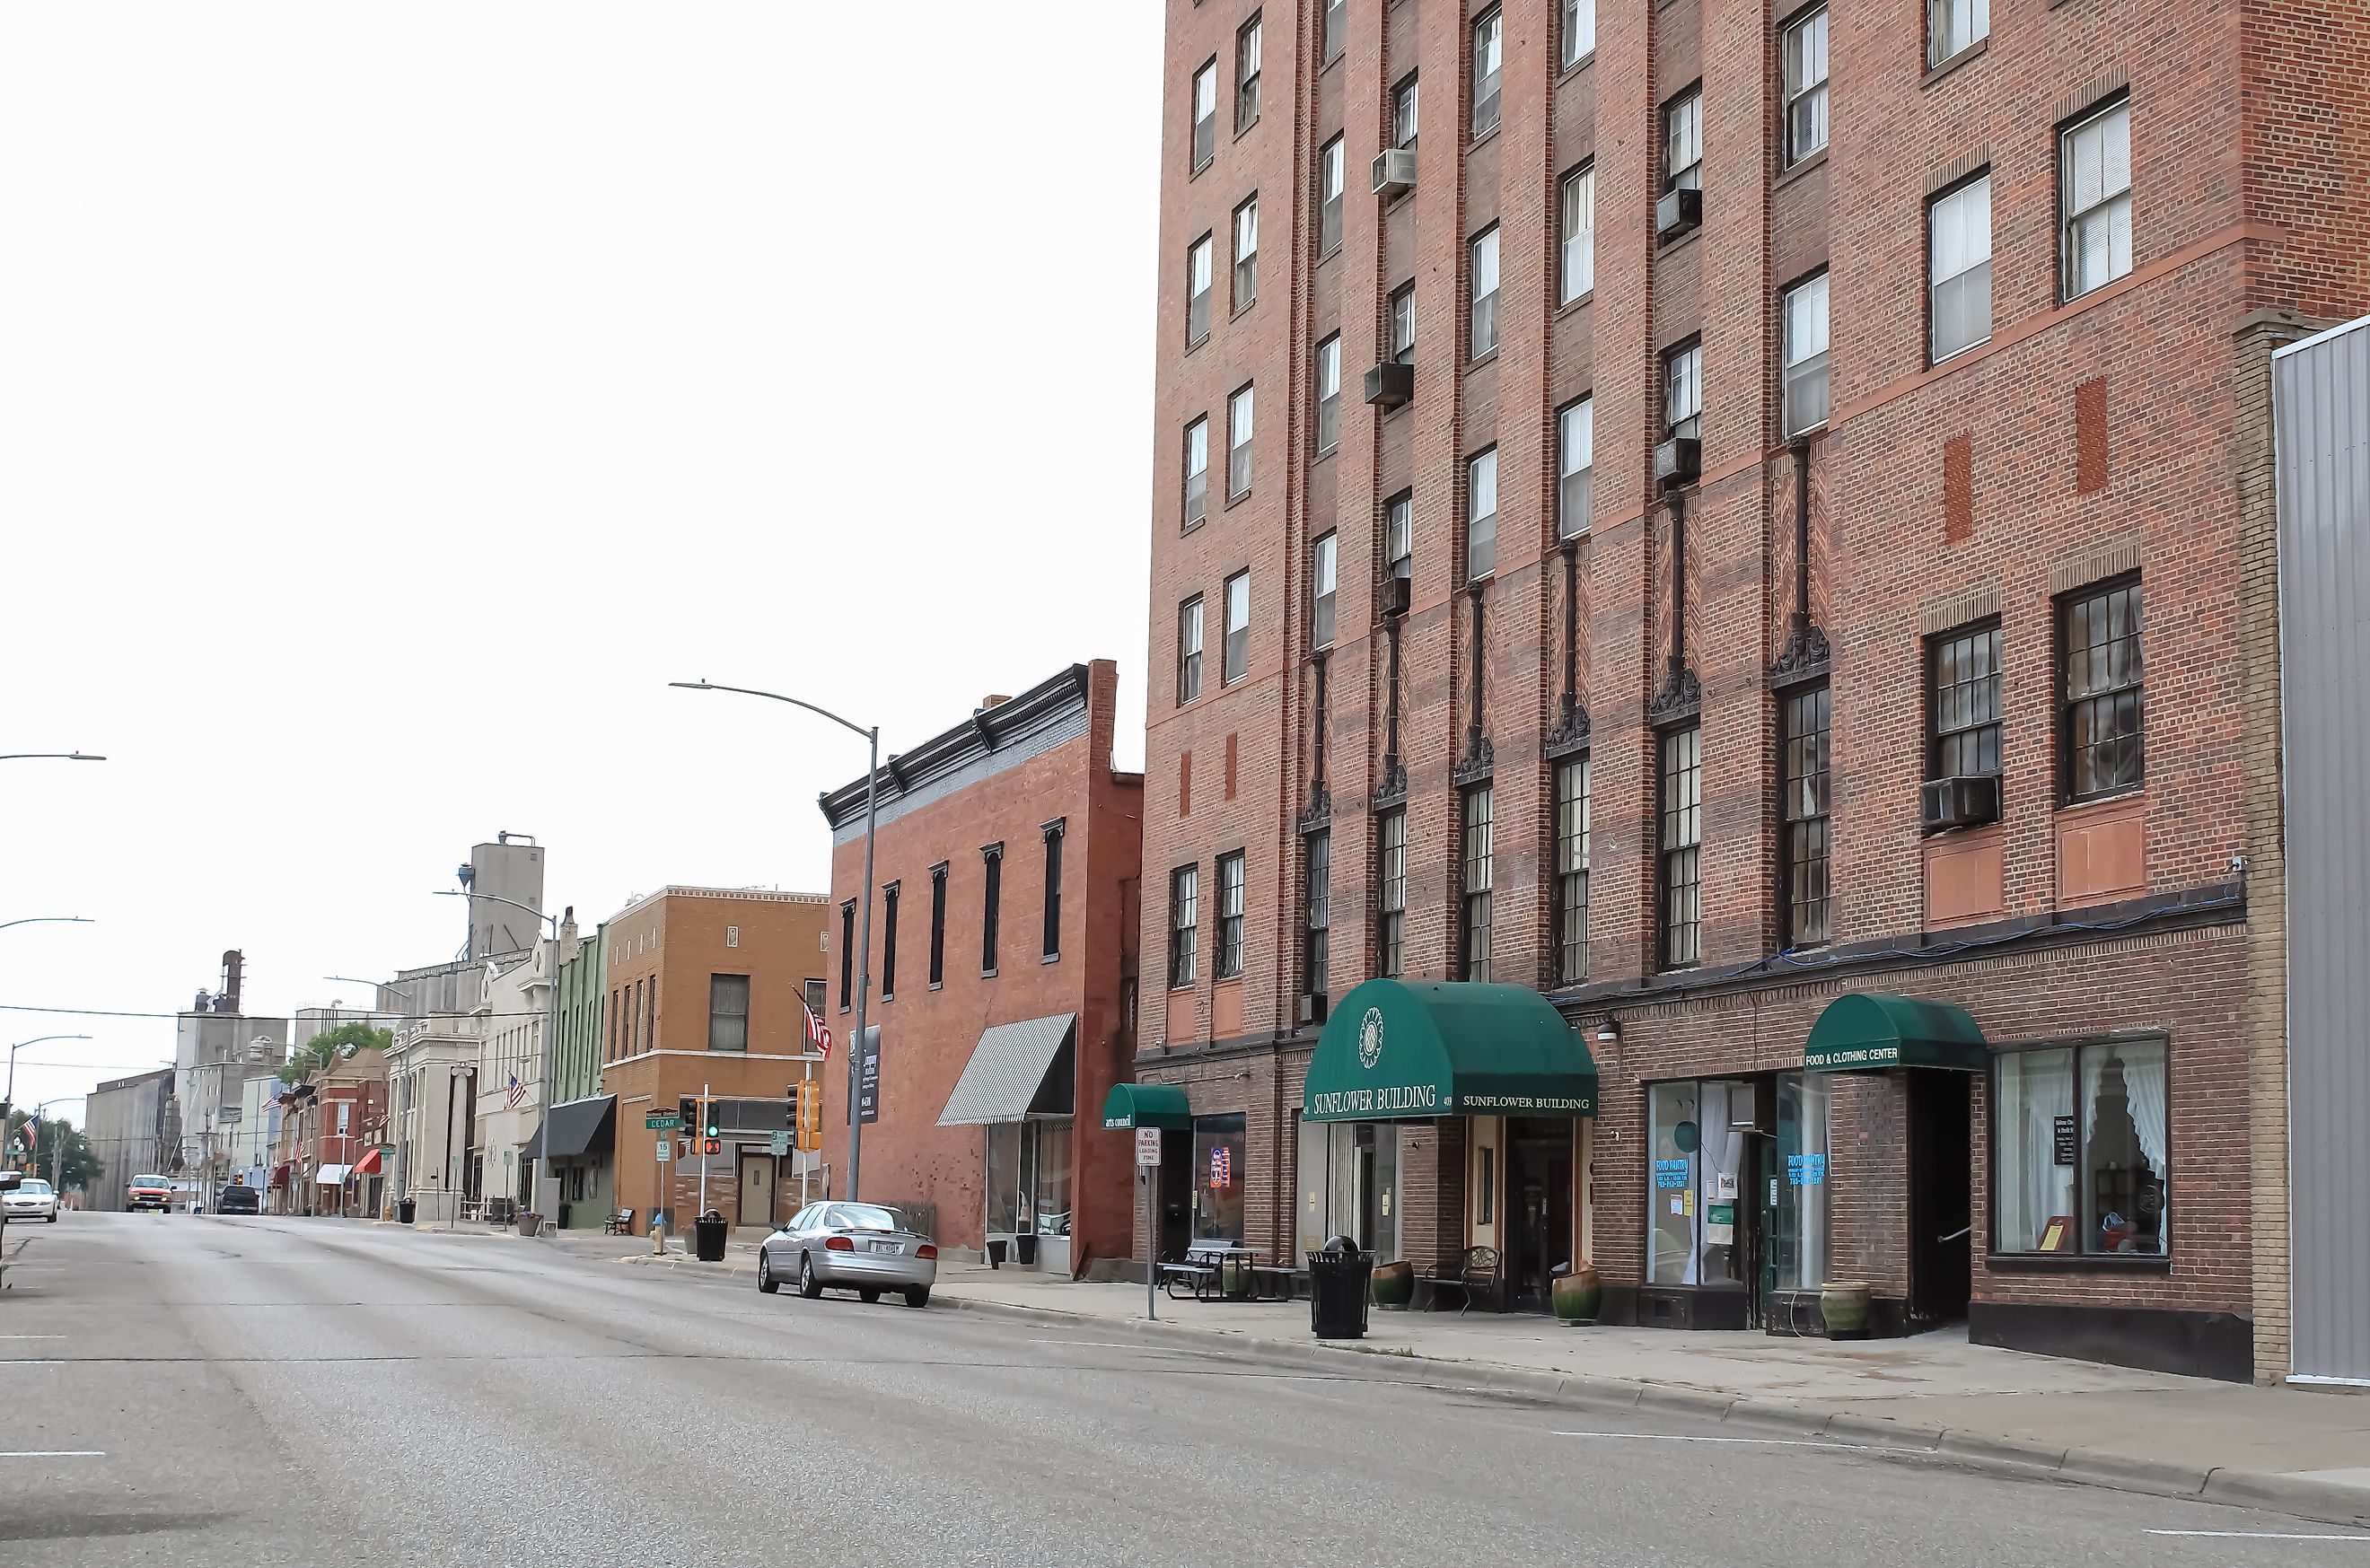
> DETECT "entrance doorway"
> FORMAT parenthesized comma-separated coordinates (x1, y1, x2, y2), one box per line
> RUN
(1907, 1071, 1972, 1325)
(1156, 1128, 1191, 1262)
(737, 1152, 777, 1230)
(1504, 1119, 1576, 1311)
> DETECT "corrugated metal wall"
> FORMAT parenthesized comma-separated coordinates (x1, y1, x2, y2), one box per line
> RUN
(2275, 316, 2370, 1384)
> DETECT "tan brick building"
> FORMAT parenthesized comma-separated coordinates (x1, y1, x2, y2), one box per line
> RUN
(596, 887, 830, 1234)
(1138, 0, 2368, 1379)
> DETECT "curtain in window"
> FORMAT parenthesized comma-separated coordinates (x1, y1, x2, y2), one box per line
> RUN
(2119, 1047, 2169, 1243)
(2005, 1051, 2075, 1249)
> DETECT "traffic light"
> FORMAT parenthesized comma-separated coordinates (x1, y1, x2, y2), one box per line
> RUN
(703, 1138, 720, 1156)
(794, 1081, 821, 1152)
(704, 1107, 720, 1139)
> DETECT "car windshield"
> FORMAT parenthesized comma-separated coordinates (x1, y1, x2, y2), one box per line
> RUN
(829, 1204, 899, 1232)
(134, 1175, 170, 1187)
(15, 1181, 50, 1196)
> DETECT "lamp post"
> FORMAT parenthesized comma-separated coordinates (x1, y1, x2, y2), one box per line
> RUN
(670, 679, 878, 1202)
(0, 752, 104, 763)
(432, 889, 561, 1225)
(4, 1036, 92, 1117)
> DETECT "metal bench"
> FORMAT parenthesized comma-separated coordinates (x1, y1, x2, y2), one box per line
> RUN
(1418, 1245, 1501, 1314)
(602, 1207, 635, 1235)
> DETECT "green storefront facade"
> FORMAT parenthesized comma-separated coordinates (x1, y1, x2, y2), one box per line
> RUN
(548, 924, 613, 1229)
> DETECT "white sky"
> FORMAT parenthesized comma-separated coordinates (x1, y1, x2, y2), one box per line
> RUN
(1, 4, 1162, 1126)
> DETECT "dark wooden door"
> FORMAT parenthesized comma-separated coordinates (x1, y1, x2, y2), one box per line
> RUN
(1908, 1072, 1973, 1325)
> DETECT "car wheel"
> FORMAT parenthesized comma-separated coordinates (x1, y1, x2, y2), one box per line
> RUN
(904, 1287, 929, 1310)
(45, 1212, 57, 1223)
(758, 1252, 780, 1294)
(858, 1288, 880, 1304)
(798, 1253, 823, 1300)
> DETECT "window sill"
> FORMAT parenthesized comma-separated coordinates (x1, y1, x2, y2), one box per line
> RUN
(1657, 223, 1702, 258)
(1190, 158, 1212, 181)
(1556, 288, 1594, 320)
(1468, 347, 1501, 372)
(1312, 443, 1339, 467)
(1985, 1252, 2172, 1274)
(1224, 487, 1251, 511)
(1234, 116, 1259, 142)
(1042, 952, 1060, 965)
(1773, 145, 1829, 192)
(1169, 982, 1197, 994)
(1558, 49, 1596, 82)
(1231, 299, 1257, 322)
(1317, 241, 1340, 267)
(2058, 786, 2146, 818)
(928, 981, 944, 992)
(1469, 123, 1502, 151)
(1922, 38, 1988, 89)
(980, 968, 999, 981)
(1184, 332, 1209, 357)
(1930, 334, 1991, 370)
(1181, 515, 1205, 537)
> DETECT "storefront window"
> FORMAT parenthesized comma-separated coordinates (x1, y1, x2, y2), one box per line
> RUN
(1695, 1082, 1749, 1286)
(1192, 1113, 1247, 1242)
(1648, 1082, 1699, 1284)
(1650, 1079, 1760, 1287)
(1033, 1120, 1073, 1238)
(1774, 1073, 1830, 1292)
(983, 1120, 1070, 1240)
(1295, 1119, 1401, 1262)
(984, 1123, 1021, 1237)
(1995, 1039, 2168, 1256)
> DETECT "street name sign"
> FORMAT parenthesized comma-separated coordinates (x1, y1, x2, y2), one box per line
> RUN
(646, 1114, 680, 1131)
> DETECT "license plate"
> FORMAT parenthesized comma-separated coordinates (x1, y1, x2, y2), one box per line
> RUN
(871, 1240, 899, 1255)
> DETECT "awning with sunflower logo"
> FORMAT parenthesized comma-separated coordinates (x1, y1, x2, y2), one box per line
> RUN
(1302, 979, 1598, 1124)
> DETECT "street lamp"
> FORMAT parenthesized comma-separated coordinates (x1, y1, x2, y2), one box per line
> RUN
(432, 888, 562, 1223)
(4, 1036, 92, 1115)
(0, 752, 104, 763)
(670, 678, 879, 1202)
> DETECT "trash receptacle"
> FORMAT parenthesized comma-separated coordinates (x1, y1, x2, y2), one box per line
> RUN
(1307, 1235, 1374, 1339)
(397, 1198, 417, 1225)
(694, 1208, 729, 1263)
(1014, 1232, 1039, 1266)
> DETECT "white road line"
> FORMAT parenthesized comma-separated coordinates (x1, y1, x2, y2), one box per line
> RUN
(0, 1451, 105, 1459)
(2146, 1532, 2370, 1543)
(0, 1360, 67, 1366)
(1027, 1338, 1183, 1351)
(1551, 1431, 1877, 1450)
(0, 1336, 64, 1340)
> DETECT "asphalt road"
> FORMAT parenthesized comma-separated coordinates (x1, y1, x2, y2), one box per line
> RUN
(0, 1213, 2360, 1566)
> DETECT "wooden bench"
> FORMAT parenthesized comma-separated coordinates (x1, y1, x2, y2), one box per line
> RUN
(602, 1207, 636, 1235)
(1418, 1245, 1501, 1315)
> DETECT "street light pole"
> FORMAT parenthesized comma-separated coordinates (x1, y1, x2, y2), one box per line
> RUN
(670, 679, 879, 1202)
(5, 1036, 92, 1114)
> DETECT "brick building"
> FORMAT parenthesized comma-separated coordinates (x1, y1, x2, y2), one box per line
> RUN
(819, 661, 1144, 1275)
(275, 1047, 388, 1217)
(1138, 0, 2367, 1380)
(597, 887, 830, 1234)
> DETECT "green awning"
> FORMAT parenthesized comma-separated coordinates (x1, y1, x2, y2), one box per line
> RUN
(1303, 978, 1597, 1123)
(1804, 994, 1988, 1073)
(1101, 1082, 1190, 1131)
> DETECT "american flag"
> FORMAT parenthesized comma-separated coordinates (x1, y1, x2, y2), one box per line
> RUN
(505, 1073, 524, 1110)
(15, 1113, 35, 1152)
(803, 1000, 832, 1059)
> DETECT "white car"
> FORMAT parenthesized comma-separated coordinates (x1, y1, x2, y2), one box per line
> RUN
(4, 1178, 59, 1223)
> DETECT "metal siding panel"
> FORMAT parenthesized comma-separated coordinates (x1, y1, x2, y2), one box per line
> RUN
(2276, 318, 2370, 1381)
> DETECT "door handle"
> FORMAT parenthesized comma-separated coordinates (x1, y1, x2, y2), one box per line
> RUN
(1937, 1227, 1971, 1243)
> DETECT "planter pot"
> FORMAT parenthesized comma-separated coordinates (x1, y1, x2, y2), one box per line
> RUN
(1014, 1234, 1039, 1267)
(516, 1212, 543, 1239)
(1371, 1258, 1415, 1309)
(1820, 1280, 1873, 1338)
(987, 1237, 1008, 1269)
(1551, 1263, 1602, 1326)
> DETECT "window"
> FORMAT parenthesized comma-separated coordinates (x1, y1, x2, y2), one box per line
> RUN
(1192, 1113, 1249, 1240)
(1041, 821, 1064, 961)
(1178, 595, 1205, 703)
(1169, 865, 1199, 987)
(1216, 851, 1245, 979)
(1237, 14, 1261, 131)
(1312, 531, 1338, 649)
(1392, 74, 1419, 150)
(1461, 784, 1494, 983)
(803, 977, 827, 1019)
(928, 863, 949, 986)
(1564, 0, 1595, 66)
(1187, 234, 1213, 345)
(838, 900, 855, 1010)
(1782, 271, 1830, 436)
(1783, 7, 1829, 165)
(2062, 100, 2132, 301)
(1385, 490, 1413, 583)
(1465, 447, 1497, 581)
(1782, 683, 1831, 946)
(1304, 830, 1330, 1002)
(1389, 282, 1417, 364)
(1554, 756, 1591, 985)
(1995, 1038, 2169, 1256)
(1773, 1073, 1833, 1291)
(1296, 1119, 1400, 1261)
(1927, 0, 1988, 68)
(1929, 174, 1992, 362)
(1315, 335, 1341, 452)
(1191, 59, 1217, 172)
(1665, 340, 1702, 441)
(980, 844, 1003, 974)
(1319, 136, 1345, 255)
(1660, 724, 1702, 968)
(1228, 385, 1255, 497)
(1376, 810, 1407, 977)
(708, 974, 750, 1052)
(338, 1102, 351, 1135)
(1930, 622, 2003, 778)
(1651, 1079, 1764, 1284)
(880, 883, 900, 998)
(1182, 416, 1209, 528)
(1471, 8, 1502, 136)
(1224, 570, 1251, 684)
(1560, 165, 1595, 302)
(1558, 398, 1593, 539)
(1324, 0, 1346, 64)
(1664, 88, 1702, 192)
(1470, 226, 1500, 357)
(1233, 195, 1259, 310)
(2062, 576, 2144, 800)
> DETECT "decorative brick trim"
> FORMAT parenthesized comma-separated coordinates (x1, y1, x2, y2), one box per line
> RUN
(2052, 67, 2130, 129)
(2047, 536, 2143, 596)
(1921, 584, 2001, 635)
(1926, 145, 1992, 197)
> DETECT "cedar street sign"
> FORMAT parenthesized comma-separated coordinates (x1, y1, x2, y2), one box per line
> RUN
(646, 1113, 680, 1131)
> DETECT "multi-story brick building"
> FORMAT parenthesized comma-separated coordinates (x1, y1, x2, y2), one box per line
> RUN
(1139, 0, 2367, 1380)
(819, 661, 1145, 1275)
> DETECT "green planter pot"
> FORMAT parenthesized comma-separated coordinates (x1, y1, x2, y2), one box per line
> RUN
(1551, 1263, 1602, 1326)
(1820, 1280, 1872, 1338)
(1371, 1258, 1415, 1309)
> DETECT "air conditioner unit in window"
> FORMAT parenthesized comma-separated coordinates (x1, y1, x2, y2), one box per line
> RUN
(1656, 187, 1703, 241)
(1382, 570, 1411, 618)
(1654, 437, 1701, 489)
(1365, 360, 1414, 409)
(1298, 993, 1330, 1027)
(1372, 148, 1417, 199)
(1921, 775, 2001, 833)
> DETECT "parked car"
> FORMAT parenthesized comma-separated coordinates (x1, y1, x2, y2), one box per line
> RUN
(215, 1183, 262, 1215)
(758, 1202, 936, 1308)
(3, 1178, 59, 1223)
(127, 1174, 176, 1213)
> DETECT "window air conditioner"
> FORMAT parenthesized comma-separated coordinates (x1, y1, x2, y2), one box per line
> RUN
(1372, 148, 1417, 199)
(1921, 775, 2001, 833)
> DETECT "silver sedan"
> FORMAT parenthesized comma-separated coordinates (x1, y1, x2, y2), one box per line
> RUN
(758, 1202, 936, 1308)
(3, 1178, 59, 1223)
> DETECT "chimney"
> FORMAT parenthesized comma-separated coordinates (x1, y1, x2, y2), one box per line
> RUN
(219, 950, 244, 1016)
(980, 695, 1012, 710)
(560, 905, 579, 942)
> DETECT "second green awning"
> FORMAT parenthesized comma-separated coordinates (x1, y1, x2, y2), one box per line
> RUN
(1101, 1082, 1191, 1130)
(1804, 994, 1988, 1073)
(1303, 978, 1597, 1123)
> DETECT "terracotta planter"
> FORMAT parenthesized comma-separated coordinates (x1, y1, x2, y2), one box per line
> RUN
(1820, 1280, 1872, 1338)
(1371, 1258, 1415, 1309)
(1551, 1262, 1602, 1326)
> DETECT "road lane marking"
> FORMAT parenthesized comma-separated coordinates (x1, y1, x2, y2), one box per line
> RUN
(1552, 1431, 1877, 1450)
(0, 1451, 105, 1459)
(0, 1336, 64, 1339)
(2146, 1532, 2370, 1542)
(1027, 1338, 1193, 1351)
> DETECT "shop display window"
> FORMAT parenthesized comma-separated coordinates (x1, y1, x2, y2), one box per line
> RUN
(1295, 1118, 1400, 1262)
(1994, 1038, 2168, 1257)
(1192, 1113, 1248, 1242)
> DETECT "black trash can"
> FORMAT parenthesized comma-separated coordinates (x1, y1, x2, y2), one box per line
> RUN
(693, 1209, 729, 1263)
(1307, 1235, 1374, 1339)
(1014, 1233, 1039, 1266)
(396, 1198, 417, 1225)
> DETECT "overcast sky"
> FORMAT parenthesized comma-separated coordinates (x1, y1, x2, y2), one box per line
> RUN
(1, 4, 1163, 1126)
